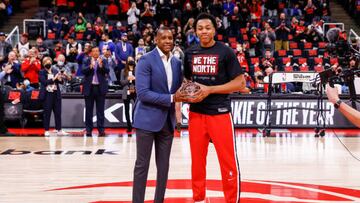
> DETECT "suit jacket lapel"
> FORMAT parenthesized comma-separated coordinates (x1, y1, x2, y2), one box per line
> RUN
(153, 49, 169, 91)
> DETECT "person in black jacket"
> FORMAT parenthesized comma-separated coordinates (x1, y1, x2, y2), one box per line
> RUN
(81, 46, 109, 136)
(39, 57, 68, 136)
(120, 56, 136, 132)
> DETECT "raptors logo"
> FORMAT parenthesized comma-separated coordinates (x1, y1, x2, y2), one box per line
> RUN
(48, 179, 360, 202)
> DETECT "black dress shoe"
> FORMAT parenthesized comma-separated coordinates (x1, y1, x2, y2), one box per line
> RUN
(126, 127, 132, 133)
(98, 131, 106, 136)
(85, 132, 92, 137)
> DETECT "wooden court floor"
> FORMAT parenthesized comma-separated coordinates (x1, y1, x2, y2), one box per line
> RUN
(0, 128, 359, 203)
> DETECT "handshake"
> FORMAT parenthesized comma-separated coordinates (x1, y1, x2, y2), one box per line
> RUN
(173, 80, 209, 103)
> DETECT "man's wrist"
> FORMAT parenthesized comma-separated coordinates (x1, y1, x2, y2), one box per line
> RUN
(334, 99, 342, 109)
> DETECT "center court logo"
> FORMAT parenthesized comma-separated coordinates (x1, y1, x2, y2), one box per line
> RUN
(47, 179, 360, 202)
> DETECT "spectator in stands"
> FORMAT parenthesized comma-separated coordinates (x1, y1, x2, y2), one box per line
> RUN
(48, 14, 62, 39)
(53, 54, 72, 92)
(264, 0, 278, 17)
(127, 2, 140, 26)
(60, 16, 70, 39)
(93, 16, 105, 40)
(249, 26, 261, 57)
(140, 1, 154, 27)
(74, 13, 87, 33)
(0, 32, 12, 66)
(261, 49, 275, 70)
(99, 32, 116, 55)
(83, 23, 97, 43)
(135, 38, 147, 56)
(319, 1, 331, 22)
(39, 56, 68, 136)
(16, 33, 30, 60)
(110, 21, 123, 42)
(249, 0, 262, 28)
(2, 51, 23, 88)
(193, 0, 206, 19)
(182, 2, 194, 25)
(52, 40, 65, 59)
(120, 56, 136, 132)
(229, 6, 243, 38)
(208, 0, 223, 18)
(16, 78, 34, 92)
(236, 43, 250, 72)
(306, 19, 324, 42)
(115, 33, 134, 71)
(107, 0, 119, 21)
(101, 46, 117, 85)
(286, 3, 303, 17)
(274, 15, 291, 51)
(293, 18, 307, 42)
(304, 0, 317, 23)
(76, 42, 91, 77)
(260, 22, 276, 55)
(223, 0, 235, 28)
(35, 36, 50, 60)
(21, 47, 41, 88)
(66, 34, 82, 74)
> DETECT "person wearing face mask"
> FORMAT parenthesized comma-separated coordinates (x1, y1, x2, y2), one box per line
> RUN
(47, 14, 62, 39)
(39, 57, 68, 136)
(120, 57, 137, 132)
(17, 78, 34, 92)
(53, 54, 72, 92)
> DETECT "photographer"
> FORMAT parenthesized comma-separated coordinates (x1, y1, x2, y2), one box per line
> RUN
(326, 84, 360, 128)
(120, 57, 136, 132)
(306, 19, 324, 42)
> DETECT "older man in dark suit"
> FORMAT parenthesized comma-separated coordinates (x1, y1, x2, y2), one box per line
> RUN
(81, 46, 109, 136)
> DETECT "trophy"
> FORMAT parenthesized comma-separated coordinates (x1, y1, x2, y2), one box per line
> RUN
(179, 80, 201, 98)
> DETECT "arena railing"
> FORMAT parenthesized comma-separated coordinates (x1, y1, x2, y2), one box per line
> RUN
(23, 19, 46, 39)
(5, 26, 19, 48)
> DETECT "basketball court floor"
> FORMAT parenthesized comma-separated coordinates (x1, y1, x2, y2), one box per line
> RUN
(0, 128, 359, 203)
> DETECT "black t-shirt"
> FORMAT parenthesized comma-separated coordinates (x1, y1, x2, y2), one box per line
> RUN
(184, 41, 243, 115)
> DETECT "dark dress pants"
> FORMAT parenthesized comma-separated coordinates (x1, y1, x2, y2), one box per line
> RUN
(132, 116, 174, 203)
(124, 93, 136, 130)
(0, 92, 7, 133)
(43, 91, 62, 131)
(85, 85, 105, 133)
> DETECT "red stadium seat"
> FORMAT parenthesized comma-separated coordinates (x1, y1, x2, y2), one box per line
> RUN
(299, 65, 309, 72)
(240, 28, 247, 34)
(242, 34, 248, 41)
(330, 58, 338, 65)
(289, 42, 298, 49)
(217, 34, 223, 41)
(284, 66, 293, 72)
(298, 58, 307, 65)
(47, 32, 55, 39)
(76, 33, 84, 40)
(307, 49, 318, 57)
(304, 42, 313, 49)
(282, 57, 291, 64)
(314, 57, 323, 65)
(288, 34, 293, 41)
(292, 49, 302, 57)
(277, 49, 287, 57)
(318, 42, 327, 49)
(228, 37, 237, 43)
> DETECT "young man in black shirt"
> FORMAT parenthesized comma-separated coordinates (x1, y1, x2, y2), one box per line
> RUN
(183, 13, 246, 203)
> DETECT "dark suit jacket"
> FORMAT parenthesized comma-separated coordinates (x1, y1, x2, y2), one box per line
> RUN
(81, 57, 110, 96)
(38, 68, 63, 101)
(4, 63, 23, 88)
(133, 48, 183, 132)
